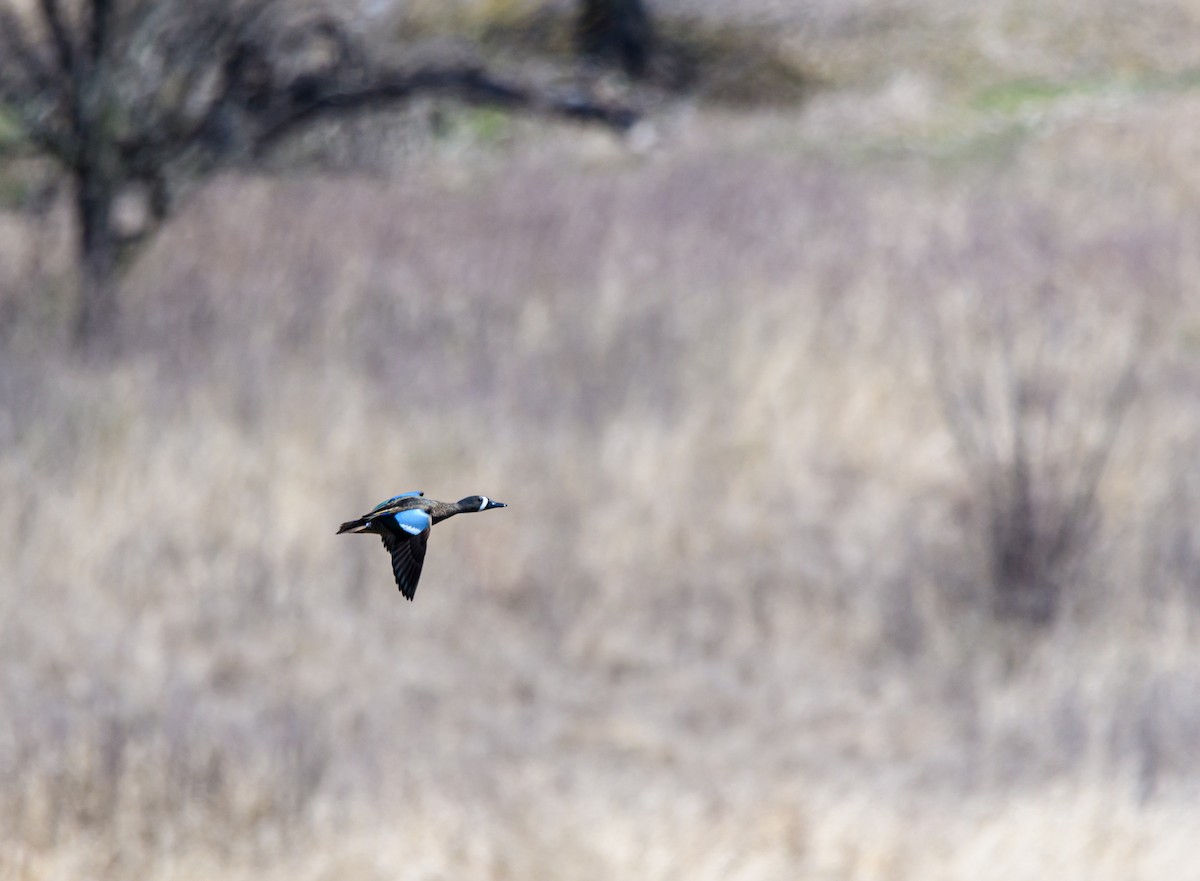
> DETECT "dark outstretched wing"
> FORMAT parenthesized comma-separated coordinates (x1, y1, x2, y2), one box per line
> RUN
(380, 530, 430, 600)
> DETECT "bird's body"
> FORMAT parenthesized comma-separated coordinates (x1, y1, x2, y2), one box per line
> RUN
(337, 491, 507, 600)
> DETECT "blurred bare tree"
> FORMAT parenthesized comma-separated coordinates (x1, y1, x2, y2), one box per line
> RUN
(0, 0, 635, 345)
(576, 0, 654, 78)
(927, 287, 1145, 626)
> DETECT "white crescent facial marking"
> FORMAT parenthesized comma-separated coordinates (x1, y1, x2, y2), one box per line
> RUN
(478, 496, 489, 511)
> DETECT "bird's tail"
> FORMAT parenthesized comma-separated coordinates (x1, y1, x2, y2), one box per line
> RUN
(337, 517, 373, 534)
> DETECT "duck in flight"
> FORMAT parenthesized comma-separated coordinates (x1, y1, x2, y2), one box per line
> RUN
(337, 491, 507, 600)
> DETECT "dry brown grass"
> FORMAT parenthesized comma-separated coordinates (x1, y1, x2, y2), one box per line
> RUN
(5, 1, 1200, 879)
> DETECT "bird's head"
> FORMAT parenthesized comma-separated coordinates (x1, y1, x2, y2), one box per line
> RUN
(459, 495, 507, 512)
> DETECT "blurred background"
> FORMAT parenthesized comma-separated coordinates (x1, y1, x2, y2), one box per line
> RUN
(3, 0, 1200, 878)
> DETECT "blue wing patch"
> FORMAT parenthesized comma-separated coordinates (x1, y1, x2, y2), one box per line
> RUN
(371, 491, 424, 512)
(393, 508, 432, 536)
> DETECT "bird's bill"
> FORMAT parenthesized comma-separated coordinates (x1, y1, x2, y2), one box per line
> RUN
(484, 500, 507, 509)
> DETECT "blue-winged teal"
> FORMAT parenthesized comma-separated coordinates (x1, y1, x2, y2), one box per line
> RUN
(337, 491, 507, 600)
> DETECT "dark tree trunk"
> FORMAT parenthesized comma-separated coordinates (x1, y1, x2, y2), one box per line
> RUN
(576, 0, 654, 78)
(73, 166, 118, 344)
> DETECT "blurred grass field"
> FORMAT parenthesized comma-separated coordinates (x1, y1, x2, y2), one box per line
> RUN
(4, 1, 1200, 879)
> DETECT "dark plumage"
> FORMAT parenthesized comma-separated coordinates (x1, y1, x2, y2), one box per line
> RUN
(337, 491, 507, 600)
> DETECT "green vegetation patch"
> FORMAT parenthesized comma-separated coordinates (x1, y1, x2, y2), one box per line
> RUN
(0, 170, 30, 210)
(0, 109, 27, 155)
(457, 106, 515, 143)
(974, 68, 1200, 116)
(972, 77, 1084, 114)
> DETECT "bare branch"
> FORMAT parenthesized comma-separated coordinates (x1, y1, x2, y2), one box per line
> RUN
(90, 0, 114, 66)
(253, 65, 638, 155)
(1050, 329, 1143, 562)
(38, 0, 78, 83)
(118, 0, 285, 163)
(0, 5, 73, 163)
(0, 6, 58, 96)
